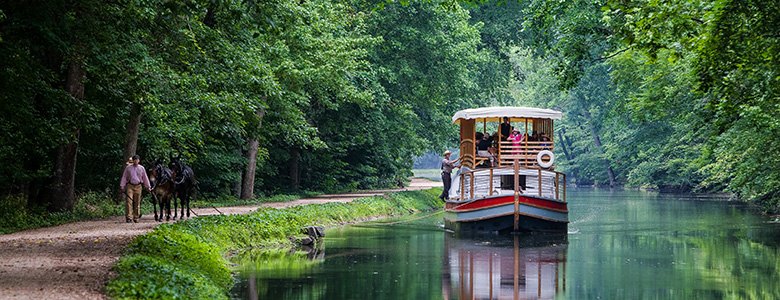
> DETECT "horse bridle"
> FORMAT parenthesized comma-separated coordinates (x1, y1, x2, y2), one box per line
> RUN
(151, 164, 172, 190)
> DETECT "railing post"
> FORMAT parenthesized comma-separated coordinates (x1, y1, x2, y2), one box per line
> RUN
(470, 172, 474, 199)
(514, 159, 520, 231)
(460, 174, 465, 201)
(555, 173, 560, 200)
(489, 169, 494, 196)
(563, 173, 566, 202)
(538, 169, 542, 197)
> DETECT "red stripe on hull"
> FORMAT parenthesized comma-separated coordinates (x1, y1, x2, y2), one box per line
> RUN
(446, 195, 567, 212)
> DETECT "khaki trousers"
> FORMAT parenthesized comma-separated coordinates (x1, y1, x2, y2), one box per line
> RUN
(125, 184, 142, 220)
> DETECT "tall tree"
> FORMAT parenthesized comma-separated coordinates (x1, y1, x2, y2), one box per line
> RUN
(241, 108, 264, 200)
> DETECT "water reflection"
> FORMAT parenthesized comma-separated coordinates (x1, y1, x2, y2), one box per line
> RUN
(232, 189, 780, 299)
(443, 234, 567, 300)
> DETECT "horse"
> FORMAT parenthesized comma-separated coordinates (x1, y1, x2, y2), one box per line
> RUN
(169, 155, 196, 220)
(147, 161, 176, 221)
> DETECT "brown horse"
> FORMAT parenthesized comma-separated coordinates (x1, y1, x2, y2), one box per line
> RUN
(148, 162, 176, 221)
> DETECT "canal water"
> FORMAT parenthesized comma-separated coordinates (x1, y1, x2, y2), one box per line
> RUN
(231, 188, 780, 299)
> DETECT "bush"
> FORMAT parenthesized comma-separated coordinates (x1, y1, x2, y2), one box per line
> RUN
(0, 190, 124, 234)
(106, 255, 225, 300)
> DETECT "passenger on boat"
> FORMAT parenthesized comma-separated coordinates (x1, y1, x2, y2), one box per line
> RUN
(477, 134, 496, 167)
(529, 131, 539, 141)
(508, 129, 523, 155)
(440, 150, 460, 201)
(500, 117, 511, 141)
(540, 134, 551, 150)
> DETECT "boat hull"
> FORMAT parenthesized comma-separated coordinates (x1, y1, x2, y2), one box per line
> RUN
(444, 194, 568, 233)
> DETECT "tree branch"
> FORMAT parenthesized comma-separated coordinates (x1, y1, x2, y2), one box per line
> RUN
(592, 47, 631, 62)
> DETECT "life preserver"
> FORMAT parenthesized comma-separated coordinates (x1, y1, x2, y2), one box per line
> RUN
(537, 150, 554, 168)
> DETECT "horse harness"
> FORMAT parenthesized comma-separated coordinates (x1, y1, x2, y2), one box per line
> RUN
(151, 164, 174, 190)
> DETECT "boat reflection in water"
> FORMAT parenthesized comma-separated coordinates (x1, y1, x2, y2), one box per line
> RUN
(443, 234, 567, 300)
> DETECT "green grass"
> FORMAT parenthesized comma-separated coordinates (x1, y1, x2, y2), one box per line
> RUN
(106, 188, 444, 300)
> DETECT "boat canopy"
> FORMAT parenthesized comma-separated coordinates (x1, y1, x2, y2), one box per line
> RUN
(452, 106, 562, 124)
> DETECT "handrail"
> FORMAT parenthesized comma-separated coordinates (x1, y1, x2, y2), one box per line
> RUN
(456, 165, 565, 202)
(497, 140, 553, 167)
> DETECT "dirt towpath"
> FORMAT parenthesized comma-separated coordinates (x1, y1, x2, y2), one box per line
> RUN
(0, 178, 440, 299)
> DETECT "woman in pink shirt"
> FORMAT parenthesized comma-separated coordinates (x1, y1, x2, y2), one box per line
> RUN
(508, 128, 523, 155)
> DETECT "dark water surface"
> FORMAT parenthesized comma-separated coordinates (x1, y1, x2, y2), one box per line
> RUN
(232, 188, 780, 299)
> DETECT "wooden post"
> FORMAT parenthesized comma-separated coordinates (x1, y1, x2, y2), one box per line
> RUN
(461, 174, 465, 201)
(538, 169, 543, 197)
(524, 119, 529, 166)
(470, 172, 474, 199)
(489, 169, 494, 196)
(514, 159, 520, 231)
(563, 173, 566, 202)
(555, 173, 560, 200)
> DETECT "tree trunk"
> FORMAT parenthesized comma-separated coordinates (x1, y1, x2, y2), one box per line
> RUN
(47, 60, 85, 212)
(118, 101, 142, 203)
(289, 146, 300, 190)
(557, 128, 572, 161)
(122, 101, 142, 163)
(240, 108, 265, 200)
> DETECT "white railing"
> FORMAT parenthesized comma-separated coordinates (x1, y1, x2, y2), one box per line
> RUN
(455, 163, 565, 202)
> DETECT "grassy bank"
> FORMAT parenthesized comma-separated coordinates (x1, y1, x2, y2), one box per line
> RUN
(106, 188, 443, 299)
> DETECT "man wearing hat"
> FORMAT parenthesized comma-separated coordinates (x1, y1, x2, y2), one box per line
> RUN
(119, 154, 152, 223)
(440, 150, 460, 201)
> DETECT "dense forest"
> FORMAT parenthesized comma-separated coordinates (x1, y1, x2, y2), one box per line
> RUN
(1, 0, 778, 212)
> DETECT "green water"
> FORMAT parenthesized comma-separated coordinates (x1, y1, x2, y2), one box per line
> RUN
(231, 188, 780, 299)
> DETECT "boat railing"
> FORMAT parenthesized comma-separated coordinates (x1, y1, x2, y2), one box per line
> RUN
(457, 163, 566, 202)
(498, 141, 553, 167)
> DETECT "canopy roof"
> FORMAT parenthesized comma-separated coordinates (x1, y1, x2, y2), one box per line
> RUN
(452, 106, 562, 123)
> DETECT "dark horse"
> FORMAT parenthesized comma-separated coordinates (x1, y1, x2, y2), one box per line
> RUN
(169, 155, 196, 220)
(147, 161, 176, 221)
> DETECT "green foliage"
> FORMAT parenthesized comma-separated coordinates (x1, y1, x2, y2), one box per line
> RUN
(0, 191, 124, 235)
(129, 226, 233, 289)
(106, 254, 226, 300)
(107, 189, 442, 299)
(3, 0, 775, 216)
(506, 0, 780, 206)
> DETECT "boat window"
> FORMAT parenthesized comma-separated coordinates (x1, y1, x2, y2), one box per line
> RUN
(501, 175, 526, 190)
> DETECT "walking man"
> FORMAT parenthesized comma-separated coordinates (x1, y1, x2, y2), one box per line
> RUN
(120, 155, 152, 223)
(440, 150, 460, 201)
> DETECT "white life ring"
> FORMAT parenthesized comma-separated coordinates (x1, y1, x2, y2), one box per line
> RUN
(537, 150, 554, 168)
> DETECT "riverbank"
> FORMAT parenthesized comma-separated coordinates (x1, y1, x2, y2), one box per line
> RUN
(0, 178, 441, 300)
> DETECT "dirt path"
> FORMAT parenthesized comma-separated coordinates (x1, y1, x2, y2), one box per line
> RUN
(0, 178, 440, 299)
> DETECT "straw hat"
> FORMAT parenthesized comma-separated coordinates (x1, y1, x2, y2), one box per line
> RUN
(443, 150, 452, 156)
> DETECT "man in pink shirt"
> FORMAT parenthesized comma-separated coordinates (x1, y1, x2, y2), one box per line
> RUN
(119, 155, 152, 223)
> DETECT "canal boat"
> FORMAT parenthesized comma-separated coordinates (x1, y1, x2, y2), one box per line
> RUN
(444, 107, 567, 233)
